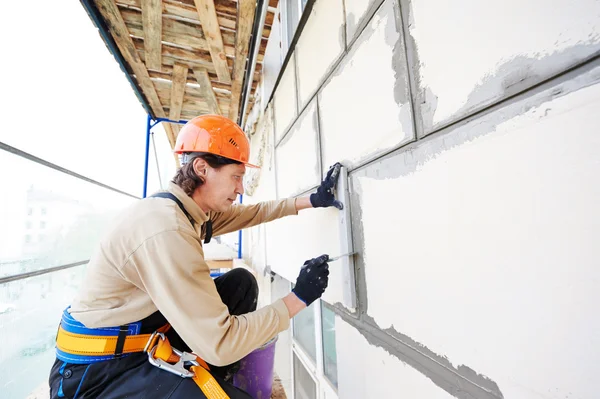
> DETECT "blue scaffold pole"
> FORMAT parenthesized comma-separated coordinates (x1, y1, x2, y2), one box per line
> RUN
(238, 194, 243, 258)
(143, 114, 152, 198)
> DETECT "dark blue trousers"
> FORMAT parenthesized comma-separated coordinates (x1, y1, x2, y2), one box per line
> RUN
(48, 268, 259, 398)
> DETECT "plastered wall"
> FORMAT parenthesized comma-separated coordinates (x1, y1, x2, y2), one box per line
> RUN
(243, 0, 600, 397)
(352, 68, 600, 399)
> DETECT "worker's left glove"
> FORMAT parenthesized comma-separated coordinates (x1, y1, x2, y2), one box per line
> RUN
(310, 162, 344, 210)
(292, 255, 330, 306)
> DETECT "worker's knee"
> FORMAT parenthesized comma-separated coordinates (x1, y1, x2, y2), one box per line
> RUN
(214, 268, 258, 314)
(215, 268, 257, 291)
(227, 267, 256, 284)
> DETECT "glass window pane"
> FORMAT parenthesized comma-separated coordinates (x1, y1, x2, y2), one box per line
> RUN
(0, 266, 87, 398)
(293, 300, 317, 362)
(285, 0, 300, 47)
(0, 150, 135, 280)
(293, 353, 317, 399)
(321, 303, 338, 388)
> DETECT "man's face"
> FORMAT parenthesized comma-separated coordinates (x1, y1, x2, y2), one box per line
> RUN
(196, 161, 246, 213)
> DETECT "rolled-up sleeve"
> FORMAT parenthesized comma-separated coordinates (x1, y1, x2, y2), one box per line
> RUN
(122, 228, 290, 366)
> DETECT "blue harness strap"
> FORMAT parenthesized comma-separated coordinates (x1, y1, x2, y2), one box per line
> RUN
(56, 308, 142, 364)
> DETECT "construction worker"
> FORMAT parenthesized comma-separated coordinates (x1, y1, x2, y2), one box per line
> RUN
(48, 114, 343, 399)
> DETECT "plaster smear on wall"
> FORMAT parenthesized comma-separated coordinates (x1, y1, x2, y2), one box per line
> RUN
(409, 0, 600, 130)
(357, 81, 600, 398)
(336, 316, 455, 399)
(275, 101, 320, 198)
(345, 0, 381, 42)
(320, 0, 413, 169)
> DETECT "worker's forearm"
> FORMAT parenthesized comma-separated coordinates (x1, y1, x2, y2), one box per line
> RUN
(282, 292, 307, 318)
(294, 197, 313, 212)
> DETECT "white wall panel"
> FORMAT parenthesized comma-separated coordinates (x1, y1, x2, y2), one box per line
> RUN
(336, 317, 455, 399)
(319, 0, 413, 170)
(274, 53, 298, 142)
(275, 100, 320, 198)
(295, 0, 345, 108)
(353, 71, 600, 398)
(408, 0, 600, 133)
(265, 206, 350, 308)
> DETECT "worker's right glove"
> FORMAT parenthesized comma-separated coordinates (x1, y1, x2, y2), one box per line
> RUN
(292, 255, 330, 306)
(310, 163, 344, 210)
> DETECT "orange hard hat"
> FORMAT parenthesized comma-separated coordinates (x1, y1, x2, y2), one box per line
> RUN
(174, 114, 258, 168)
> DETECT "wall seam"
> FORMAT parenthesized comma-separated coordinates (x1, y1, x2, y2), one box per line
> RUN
(348, 54, 600, 177)
(330, 304, 505, 399)
(346, 0, 387, 49)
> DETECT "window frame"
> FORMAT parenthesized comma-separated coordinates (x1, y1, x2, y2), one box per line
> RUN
(279, 0, 309, 58)
(290, 299, 339, 399)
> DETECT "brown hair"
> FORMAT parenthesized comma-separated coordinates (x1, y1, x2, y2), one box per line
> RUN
(172, 152, 242, 196)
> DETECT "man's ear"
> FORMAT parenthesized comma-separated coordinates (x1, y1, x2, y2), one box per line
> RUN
(193, 157, 208, 179)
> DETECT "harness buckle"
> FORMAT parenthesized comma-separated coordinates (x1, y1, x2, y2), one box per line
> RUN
(145, 332, 199, 378)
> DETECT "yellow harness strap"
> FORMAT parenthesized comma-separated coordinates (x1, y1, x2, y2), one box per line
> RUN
(191, 366, 230, 399)
(148, 335, 229, 399)
(56, 324, 169, 356)
(56, 325, 230, 399)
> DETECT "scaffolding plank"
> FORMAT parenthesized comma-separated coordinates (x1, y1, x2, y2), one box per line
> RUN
(228, 0, 256, 121)
(193, 0, 232, 84)
(141, 0, 162, 70)
(193, 67, 222, 115)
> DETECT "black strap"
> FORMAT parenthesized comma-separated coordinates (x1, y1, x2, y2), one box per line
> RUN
(114, 325, 129, 357)
(204, 220, 213, 244)
(149, 192, 212, 244)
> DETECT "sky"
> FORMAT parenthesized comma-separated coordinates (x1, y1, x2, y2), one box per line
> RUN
(0, 1, 176, 260)
(0, 0, 175, 196)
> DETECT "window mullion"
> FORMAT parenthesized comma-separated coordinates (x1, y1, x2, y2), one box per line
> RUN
(315, 299, 324, 376)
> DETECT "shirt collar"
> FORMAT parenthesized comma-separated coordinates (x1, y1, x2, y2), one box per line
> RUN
(168, 182, 209, 225)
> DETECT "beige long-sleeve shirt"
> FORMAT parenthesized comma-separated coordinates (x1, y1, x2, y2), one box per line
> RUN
(69, 182, 296, 366)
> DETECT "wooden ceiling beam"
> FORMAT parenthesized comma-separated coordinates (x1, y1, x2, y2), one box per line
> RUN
(141, 0, 162, 70)
(95, 0, 167, 123)
(136, 39, 265, 78)
(193, 68, 222, 115)
(147, 68, 259, 93)
(228, 0, 256, 122)
(193, 0, 232, 84)
(133, 39, 218, 72)
(122, 9, 267, 62)
(118, 0, 236, 31)
(153, 78, 231, 104)
(169, 63, 188, 122)
(116, 0, 273, 37)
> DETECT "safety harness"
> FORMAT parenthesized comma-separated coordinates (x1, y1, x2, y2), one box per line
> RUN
(55, 309, 229, 398)
(54, 192, 228, 398)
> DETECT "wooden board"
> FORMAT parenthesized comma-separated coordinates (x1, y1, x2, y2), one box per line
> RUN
(193, 0, 232, 84)
(228, 0, 256, 122)
(141, 0, 162, 70)
(193, 67, 222, 115)
(87, 0, 278, 153)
